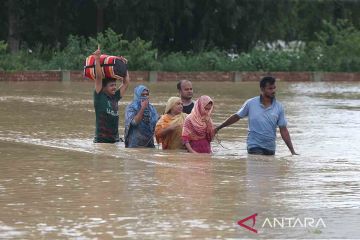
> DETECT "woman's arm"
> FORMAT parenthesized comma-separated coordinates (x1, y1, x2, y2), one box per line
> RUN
(132, 99, 148, 125)
(157, 123, 180, 138)
(206, 121, 216, 141)
(184, 142, 197, 154)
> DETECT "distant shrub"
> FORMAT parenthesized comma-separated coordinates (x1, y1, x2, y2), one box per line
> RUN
(0, 21, 360, 72)
(306, 19, 360, 72)
(0, 40, 7, 54)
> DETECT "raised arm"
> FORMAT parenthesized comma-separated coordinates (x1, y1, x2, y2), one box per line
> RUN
(132, 99, 148, 125)
(215, 114, 241, 133)
(118, 71, 130, 97)
(93, 46, 103, 94)
(279, 126, 298, 155)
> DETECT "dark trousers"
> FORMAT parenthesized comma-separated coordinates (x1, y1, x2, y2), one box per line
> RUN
(248, 147, 275, 156)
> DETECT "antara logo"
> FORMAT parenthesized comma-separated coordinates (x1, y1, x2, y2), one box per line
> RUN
(237, 213, 326, 234)
(237, 213, 258, 233)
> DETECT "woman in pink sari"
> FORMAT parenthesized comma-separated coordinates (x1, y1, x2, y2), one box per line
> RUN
(182, 95, 215, 153)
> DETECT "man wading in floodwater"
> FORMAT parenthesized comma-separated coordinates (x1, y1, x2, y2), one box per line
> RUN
(215, 76, 298, 155)
(177, 80, 194, 114)
(93, 46, 130, 143)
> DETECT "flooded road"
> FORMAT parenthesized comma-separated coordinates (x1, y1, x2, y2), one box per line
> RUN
(0, 81, 359, 239)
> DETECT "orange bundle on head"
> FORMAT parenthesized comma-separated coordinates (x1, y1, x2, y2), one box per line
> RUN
(84, 54, 128, 80)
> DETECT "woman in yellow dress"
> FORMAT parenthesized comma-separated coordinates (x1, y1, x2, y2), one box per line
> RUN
(155, 97, 187, 150)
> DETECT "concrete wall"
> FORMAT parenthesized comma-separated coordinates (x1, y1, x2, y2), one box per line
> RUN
(0, 71, 61, 81)
(1, 70, 360, 82)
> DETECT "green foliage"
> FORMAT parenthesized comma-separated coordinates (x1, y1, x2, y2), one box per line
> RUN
(127, 38, 160, 70)
(159, 49, 306, 72)
(0, 21, 360, 72)
(46, 29, 160, 70)
(306, 20, 360, 71)
(160, 50, 226, 72)
(0, 51, 44, 71)
(87, 29, 160, 70)
(87, 29, 129, 56)
(0, 40, 7, 54)
(233, 49, 307, 72)
(45, 35, 88, 70)
(161, 50, 232, 71)
(2, 0, 360, 54)
(159, 20, 360, 72)
(160, 52, 190, 71)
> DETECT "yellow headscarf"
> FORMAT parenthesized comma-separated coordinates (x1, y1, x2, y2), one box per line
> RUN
(155, 96, 187, 149)
(164, 97, 181, 114)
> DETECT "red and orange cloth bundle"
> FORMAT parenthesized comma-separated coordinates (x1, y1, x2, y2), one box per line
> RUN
(84, 54, 128, 80)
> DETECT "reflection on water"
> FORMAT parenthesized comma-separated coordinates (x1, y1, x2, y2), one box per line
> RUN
(0, 81, 359, 239)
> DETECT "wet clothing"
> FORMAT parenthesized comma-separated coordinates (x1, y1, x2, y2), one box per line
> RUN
(187, 139, 212, 153)
(248, 147, 275, 155)
(94, 89, 121, 143)
(155, 97, 186, 150)
(182, 96, 215, 153)
(182, 101, 194, 114)
(124, 85, 159, 148)
(236, 96, 287, 153)
(155, 113, 187, 150)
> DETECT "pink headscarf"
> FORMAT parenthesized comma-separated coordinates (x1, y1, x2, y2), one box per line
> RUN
(182, 95, 215, 141)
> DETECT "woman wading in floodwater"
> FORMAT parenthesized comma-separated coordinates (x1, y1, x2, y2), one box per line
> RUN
(182, 95, 215, 154)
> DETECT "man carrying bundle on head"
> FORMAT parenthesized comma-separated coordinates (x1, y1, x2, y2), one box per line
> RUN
(91, 46, 130, 143)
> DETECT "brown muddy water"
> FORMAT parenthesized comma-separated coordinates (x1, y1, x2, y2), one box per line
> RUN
(0, 81, 359, 239)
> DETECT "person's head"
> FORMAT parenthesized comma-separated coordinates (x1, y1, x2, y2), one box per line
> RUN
(165, 97, 183, 115)
(204, 101, 213, 112)
(260, 76, 276, 99)
(194, 95, 213, 117)
(134, 85, 150, 101)
(102, 78, 117, 95)
(177, 80, 193, 101)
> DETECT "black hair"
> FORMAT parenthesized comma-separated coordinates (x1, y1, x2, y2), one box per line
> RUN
(260, 76, 276, 88)
(177, 80, 182, 91)
(177, 79, 189, 91)
(102, 78, 116, 88)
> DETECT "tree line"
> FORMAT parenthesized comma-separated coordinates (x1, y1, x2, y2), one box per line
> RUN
(1, 0, 360, 72)
(2, 0, 360, 53)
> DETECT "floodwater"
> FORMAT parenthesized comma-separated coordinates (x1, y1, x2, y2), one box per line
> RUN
(0, 80, 359, 239)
